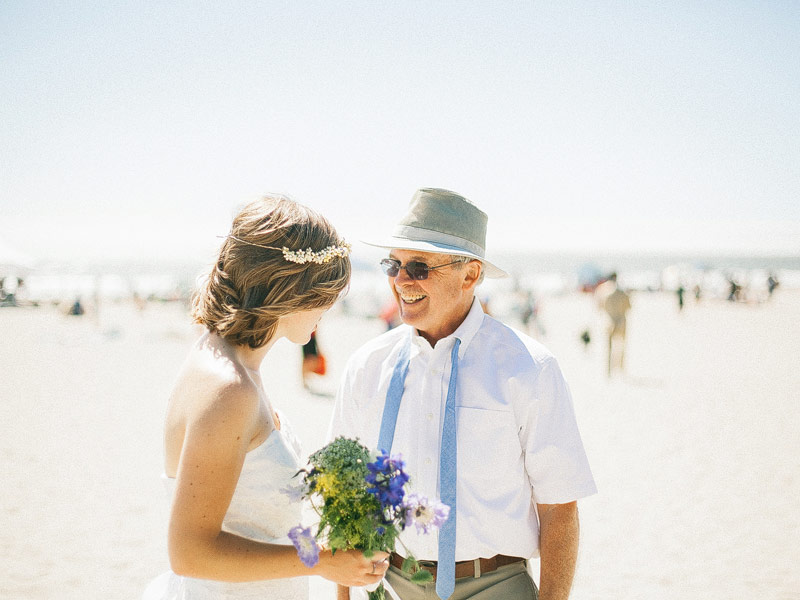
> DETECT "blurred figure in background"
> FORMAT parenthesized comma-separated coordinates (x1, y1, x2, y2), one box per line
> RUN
(479, 293, 492, 316)
(596, 273, 631, 376)
(520, 289, 546, 338)
(68, 297, 85, 316)
(1, 275, 19, 306)
(767, 272, 780, 299)
(727, 276, 742, 302)
(378, 297, 401, 330)
(301, 330, 327, 391)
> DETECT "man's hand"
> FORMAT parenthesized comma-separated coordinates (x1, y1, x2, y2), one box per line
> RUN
(537, 501, 579, 600)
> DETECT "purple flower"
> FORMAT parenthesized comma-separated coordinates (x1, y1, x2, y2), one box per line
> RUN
(366, 451, 410, 510)
(365, 451, 408, 510)
(288, 525, 319, 568)
(402, 493, 450, 534)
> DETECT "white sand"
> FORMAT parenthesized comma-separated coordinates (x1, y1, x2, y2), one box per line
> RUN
(1, 290, 798, 599)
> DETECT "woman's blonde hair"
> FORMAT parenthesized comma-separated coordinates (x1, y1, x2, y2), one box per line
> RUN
(192, 194, 351, 348)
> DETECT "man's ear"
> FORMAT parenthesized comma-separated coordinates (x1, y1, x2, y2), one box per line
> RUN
(462, 260, 482, 290)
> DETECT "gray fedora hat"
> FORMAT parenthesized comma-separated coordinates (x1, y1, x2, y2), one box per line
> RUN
(363, 188, 508, 279)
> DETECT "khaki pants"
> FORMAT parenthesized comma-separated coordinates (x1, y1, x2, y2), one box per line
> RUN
(384, 561, 538, 600)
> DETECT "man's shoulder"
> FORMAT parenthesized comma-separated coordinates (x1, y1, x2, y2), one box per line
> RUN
(477, 317, 572, 399)
(478, 315, 557, 369)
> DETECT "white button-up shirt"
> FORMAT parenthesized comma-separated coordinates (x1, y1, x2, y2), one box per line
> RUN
(329, 298, 596, 561)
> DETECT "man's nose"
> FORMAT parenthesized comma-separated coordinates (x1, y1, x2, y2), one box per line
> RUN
(392, 265, 413, 284)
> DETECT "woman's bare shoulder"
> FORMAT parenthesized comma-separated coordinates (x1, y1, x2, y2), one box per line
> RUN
(177, 353, 260, 422)
(164, 345, 262, 472)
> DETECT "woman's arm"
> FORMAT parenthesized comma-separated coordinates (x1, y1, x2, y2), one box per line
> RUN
(167, 382, 387, 586)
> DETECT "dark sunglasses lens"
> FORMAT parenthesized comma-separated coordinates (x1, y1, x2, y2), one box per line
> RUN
(405, 262, 429, 280)
(380, 259, 400, 276)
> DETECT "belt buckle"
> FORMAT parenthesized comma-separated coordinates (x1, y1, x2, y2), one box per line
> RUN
(417, 560, 437, 569)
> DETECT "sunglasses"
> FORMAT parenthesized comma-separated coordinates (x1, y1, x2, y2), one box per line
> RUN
(380, 258, 461, 280)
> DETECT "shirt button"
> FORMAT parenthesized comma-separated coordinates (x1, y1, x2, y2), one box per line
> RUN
(426, 413, 434, 421)
(425, 458, 432, 465)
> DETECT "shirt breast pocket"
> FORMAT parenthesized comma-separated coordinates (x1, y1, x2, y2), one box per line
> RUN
(457, 407, 521, 484)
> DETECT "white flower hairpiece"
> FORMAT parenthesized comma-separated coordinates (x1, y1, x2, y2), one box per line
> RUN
(281, 244, 351, 264)
(223, 235, 351, 265)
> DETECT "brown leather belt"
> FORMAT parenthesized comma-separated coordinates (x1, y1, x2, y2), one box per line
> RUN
(389, 552, 525, 581)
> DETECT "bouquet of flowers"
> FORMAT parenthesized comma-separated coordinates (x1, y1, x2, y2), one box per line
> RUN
(288, 436, 449, 600)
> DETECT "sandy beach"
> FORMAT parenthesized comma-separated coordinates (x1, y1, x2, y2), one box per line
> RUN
(1, 289, 799, 599)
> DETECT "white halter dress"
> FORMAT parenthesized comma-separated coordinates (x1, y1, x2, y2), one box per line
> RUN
(143, 413, 309, 600)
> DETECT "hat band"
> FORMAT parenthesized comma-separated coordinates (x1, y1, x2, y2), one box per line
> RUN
(391, 225, 486, 258)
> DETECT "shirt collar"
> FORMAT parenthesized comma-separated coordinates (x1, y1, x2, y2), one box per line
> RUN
(409, 296, 484, 359)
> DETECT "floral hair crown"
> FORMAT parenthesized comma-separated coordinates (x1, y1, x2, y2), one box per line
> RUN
(224, 235, 351, 265)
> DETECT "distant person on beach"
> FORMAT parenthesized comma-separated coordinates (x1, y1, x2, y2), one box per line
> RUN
(727, 276, 742, 302)
(329, 188, 596, 600)
(68, 297, 85, 316)
(596, 273, 631, 376)
(378, 297, 401, 330)
(301, 329, 327, 390)
(520, 289, 546, 338)
(143, 195, 388, 600)
(767, 272, 779, 299)
(1, 276, 19, 306)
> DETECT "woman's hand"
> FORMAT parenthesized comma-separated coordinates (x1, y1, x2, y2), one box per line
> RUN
(313, 549, 390, 587)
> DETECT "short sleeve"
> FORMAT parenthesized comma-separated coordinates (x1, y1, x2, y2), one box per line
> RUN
(515, 356, 597, 504)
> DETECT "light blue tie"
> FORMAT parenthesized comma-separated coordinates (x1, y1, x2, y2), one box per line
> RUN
(436, 338, 460, 600)
(377, 336, 460, 600)
(377, 340, 410, 453)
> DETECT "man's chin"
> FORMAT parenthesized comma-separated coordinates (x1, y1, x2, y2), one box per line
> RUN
(398, 312, 425, 332)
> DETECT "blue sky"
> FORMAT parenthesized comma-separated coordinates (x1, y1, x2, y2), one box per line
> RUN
(1, 1, 798, 262)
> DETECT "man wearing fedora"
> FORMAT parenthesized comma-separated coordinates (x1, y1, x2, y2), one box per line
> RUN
(329, 188, 596, 600)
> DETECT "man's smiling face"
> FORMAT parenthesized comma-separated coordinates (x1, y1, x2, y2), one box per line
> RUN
(388, 249, 481, 346)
